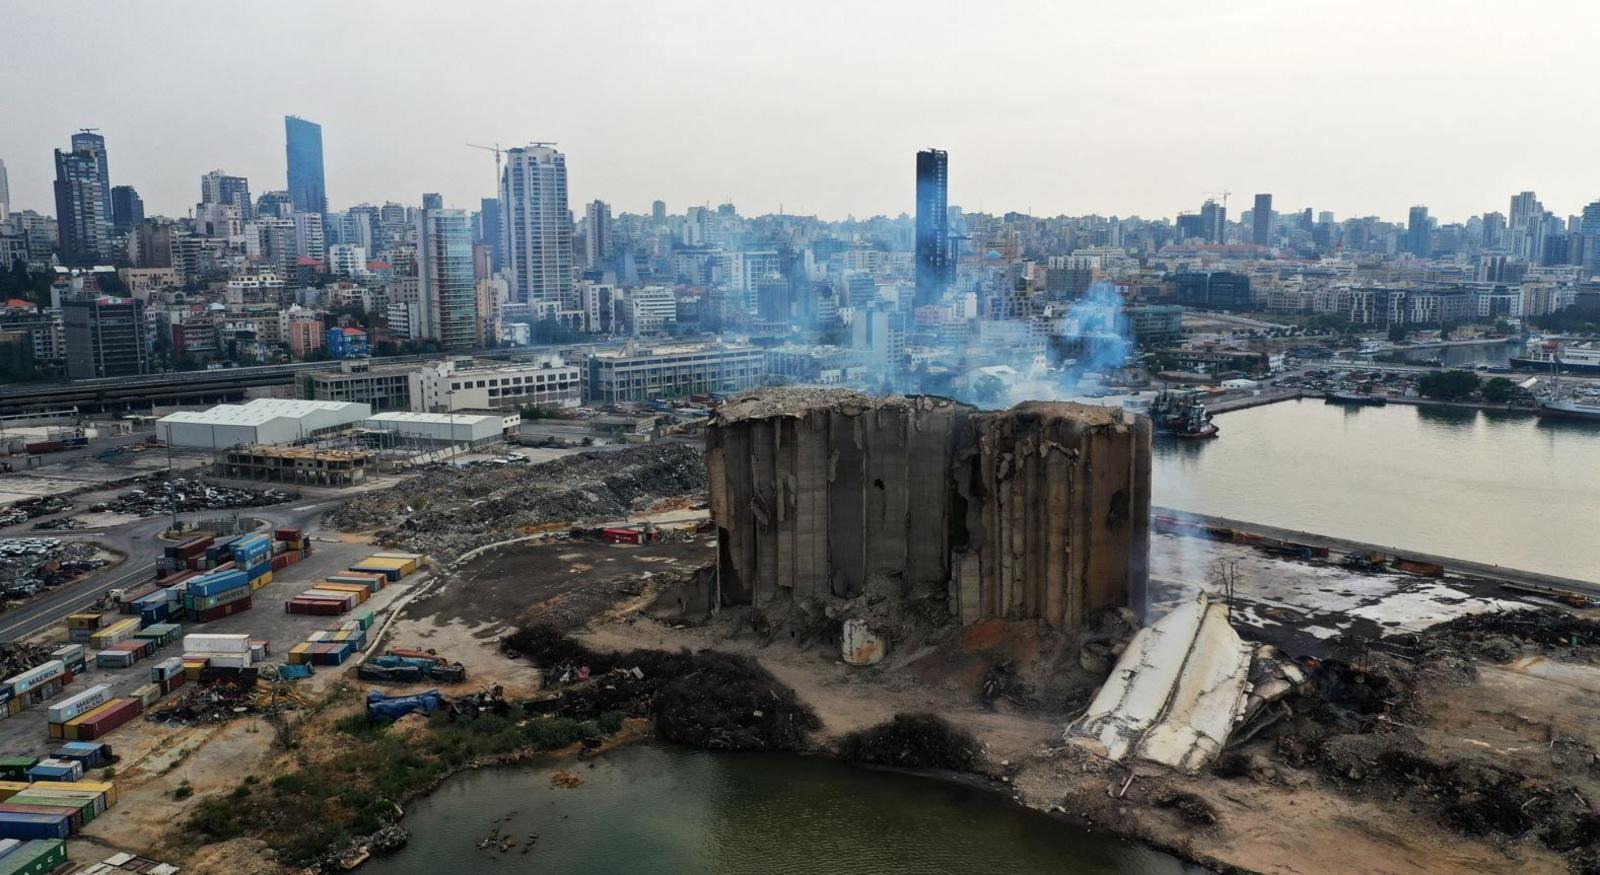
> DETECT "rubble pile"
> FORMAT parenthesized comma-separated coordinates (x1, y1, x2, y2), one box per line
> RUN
(0, 538, 110, 599)
(91, 477, 291, 518)
(330, 444, 708, 561)
(147, 678, 310, 724)
(838, 714, 982, 771)
(0, 496, 72, 528)
(1418, 608, 1600, 663)
(0, 642, 59, 679)
(507, 623, 820, 752)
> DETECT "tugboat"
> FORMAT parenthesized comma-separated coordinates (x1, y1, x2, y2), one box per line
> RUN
(1148, 389, 1219, 438)
(1324, 384, 1388, 406)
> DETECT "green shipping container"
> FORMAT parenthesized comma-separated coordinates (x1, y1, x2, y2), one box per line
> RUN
(0, 758, 37, 781)
(0, 838, 67, 874)
(7, 794, 94, 825)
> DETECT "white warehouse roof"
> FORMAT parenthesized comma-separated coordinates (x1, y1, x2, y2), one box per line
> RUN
(362, 411, 513, 446)
(158, 399, 373, 449)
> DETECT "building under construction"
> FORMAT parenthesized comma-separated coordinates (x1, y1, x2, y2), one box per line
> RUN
(215, 445, 372, 487)
(706, 389, 1151, 629)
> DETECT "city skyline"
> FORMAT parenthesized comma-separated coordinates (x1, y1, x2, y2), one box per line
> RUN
(5, 1, 1600, 223)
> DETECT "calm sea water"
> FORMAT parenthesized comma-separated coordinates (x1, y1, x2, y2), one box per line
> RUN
(365, 743, 1201, 875)
(1153, 398, 1600, 582)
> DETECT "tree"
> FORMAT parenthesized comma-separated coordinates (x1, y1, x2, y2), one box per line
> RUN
(1481, 376, 1515, 404)
(1416, 369, 1480, 401)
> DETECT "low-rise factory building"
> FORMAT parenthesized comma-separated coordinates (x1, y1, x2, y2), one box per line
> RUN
(360, 411, 520, 449)
(157, 399, 373, 449)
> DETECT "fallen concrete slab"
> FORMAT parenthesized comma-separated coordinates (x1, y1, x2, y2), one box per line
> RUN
(1071, 592, 1257, 772)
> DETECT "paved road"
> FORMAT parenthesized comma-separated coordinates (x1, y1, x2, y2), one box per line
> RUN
(0, 495, 343, 642)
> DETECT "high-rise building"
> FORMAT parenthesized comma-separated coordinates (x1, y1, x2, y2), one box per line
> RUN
(70, 131, 112, 224)
(1299, 208, 1314, 231)
(110, 186, 144, 234)
(1481, 212, 1506, 249)
(1407, 206, 1431, 257)
(293, 212, 326, 262)
(63, 294, 147, 379)
(0, 158, 10, 222)
(584, 200, 612, 269)
(1199, 199, 1226, 243)
(651, 200, 666, 223)
(285, 116, 327, 215)
(53, 134, 113, 266)
(1251, 194, 1271, 246)
(201, 170, 252, 216)
(914, 148, 950, 307)
(1579, 201, 1600, 280)
(422, 193, 443, 211)
(499, 144, 573, 308)
(415, 207, 478, 350)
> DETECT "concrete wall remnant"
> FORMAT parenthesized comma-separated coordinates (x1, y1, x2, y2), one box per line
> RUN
(705, 388, 1151, 629)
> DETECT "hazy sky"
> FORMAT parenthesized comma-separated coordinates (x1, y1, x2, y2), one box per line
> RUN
(6, 1, 1598, 224)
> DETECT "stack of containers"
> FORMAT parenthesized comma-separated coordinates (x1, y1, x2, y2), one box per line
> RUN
(94, 640, 155, 670)
(115, 584, 162, 615)
(0, 840, 68, 873)
(48, 646, 85, 675)
(232, 534, 274, 592)
(56, 699, 141, 741)
(4, 662, 66, 709)
(182, 634, 253, 670)
(0, 805, 71, 840)
(203, 535, 240, 567)
(132, 623, 182, 648)
(65, 614, 103, 644)
(0, 762, 33, 783)
(46, 685, 111, 739)
(0, 688, 17, 721)
(130, 590, 172, 628)
(348, 556, 409, 582)
(286, 587, 354, 616)
(50, 743, 108, 771)
(374, 550, 428, 570)
(24, 759, 83, 783)
(150, 658, 185, 695)
(182, 569, 251, 623)
(162, 536, 214, 575)
(89, 619, 139, 651)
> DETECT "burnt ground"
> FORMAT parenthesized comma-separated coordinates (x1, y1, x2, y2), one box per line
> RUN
(400, 537, 717, 637)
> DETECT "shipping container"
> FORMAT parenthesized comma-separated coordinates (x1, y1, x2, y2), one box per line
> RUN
(0, 812, 70, 841)
(286, 643, 313, 665)
(186, 570, 248, 600)
(133, 623, 182, 647)
(185, 652, 251, 669)
(248, 570, 273, 590)
(151, 657, 183, 681)
(0, 760, 35, 782)
(115, 586, 160, 614)
(165, 536, 214, 560)
(326, 573, 385, 592)
(374, 550, 428, 569)
(350, 608, 375, 630)
(89, 620, 139, 649)
(3, 662, 63, 696)
(46, 685, 110, 724)
(132, 684, 161, 708)
(286, 599, 346, 616)
(68, 699, 140, 741)
(347, 562, 402, 581)
(0, 838, 67, 874)
(65, 614, 103, 631)
(25, 759, 82, 782)
(183, 583, 250, 612)
(47, 646, 85, 675)
(50, 742, 106, 770)
(183, 634, 250, 654)
(274, 527, 303, 542)
(157, 674, 185, 696)
(0, 803, 81, 834)
(186, 597, 251, 623)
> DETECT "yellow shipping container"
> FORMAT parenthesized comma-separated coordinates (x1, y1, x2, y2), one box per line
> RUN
(67, 612, 103, 630)
(0, 780, 30, 801)
(6, 698, 22, 716)
(287, 643, 313, 665)
(370, 554, 420, 575)
(51, 780, 117, 807)
(90, 618, 140, 648)
(61, 700, 119, 740)
(249, 570, 274, 591)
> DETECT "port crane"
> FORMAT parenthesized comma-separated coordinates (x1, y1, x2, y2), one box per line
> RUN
(467, 141, 558, 191)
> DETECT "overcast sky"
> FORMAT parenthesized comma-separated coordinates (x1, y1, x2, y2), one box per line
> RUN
(6, 1, 1598, 225)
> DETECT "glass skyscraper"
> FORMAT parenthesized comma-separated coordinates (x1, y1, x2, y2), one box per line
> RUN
(914, 148, 950, 307)
(417, 208, 479, 350)
(285, 115, 327, 215)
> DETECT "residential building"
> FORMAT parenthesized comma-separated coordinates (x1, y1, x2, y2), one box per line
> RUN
(328, 243, 368, 276)
(285, 115, 327, 215)
(326, 326, 370, 359)
(583, 343, 768, 403)
(53, 134, 113, 265)
(914, 148, 950, 307)
(1407, 206, 1431, 257)
(0, 157, 9, 221)
(281, 307, 325, 359)
(415, 207, 478, 350)
(500, 144, 573, 308)
(584, 199, 611, 269)
(1251, 193, 1271, 246)
(200, 170, 252, 215)
(293, 211, 326, 262)
(62, 294, 147, 379)
(618, 286, 677, 336)
(110, 185, 143, 233)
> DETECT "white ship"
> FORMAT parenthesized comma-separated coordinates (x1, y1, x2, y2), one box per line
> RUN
(1537, 396, 1600, 422)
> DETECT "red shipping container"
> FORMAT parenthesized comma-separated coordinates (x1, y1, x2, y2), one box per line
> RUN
(270, 554, 289, 572)
(78, 697, 142, 740)
(286, 599, 344, 616)
(194, 596, 252, 623)
(157, 674, 186, 695)
(274, 528, 302, 542)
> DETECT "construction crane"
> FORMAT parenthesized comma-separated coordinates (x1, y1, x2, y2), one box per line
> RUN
(1206, 190, 1233, 210)
(468, 141, 558, 192)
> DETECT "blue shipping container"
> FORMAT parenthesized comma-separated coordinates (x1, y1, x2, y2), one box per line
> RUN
(138, 603, 170, 628)
(189, 571, 249, 599)
(0, 813, 71, 841)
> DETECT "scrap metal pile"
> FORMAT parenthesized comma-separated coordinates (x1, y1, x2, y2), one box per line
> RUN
(0, 496, 72, 529)
(90, 476, 291, 518)
(146, 678, 311, 724)
(0, 538, 110, 599)
(0, 642, 58, 679)
(328, 443, 708, 561)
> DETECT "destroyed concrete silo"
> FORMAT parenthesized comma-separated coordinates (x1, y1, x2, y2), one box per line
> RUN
(705, 388, 1150, 630)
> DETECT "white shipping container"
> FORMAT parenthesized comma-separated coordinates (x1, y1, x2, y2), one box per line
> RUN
(152, 656, 184, 680)
(183, 633, 251, 654)
(46, 683, 112, 723)
(5, 659, 65, 693)
(186, 651, 252, 669)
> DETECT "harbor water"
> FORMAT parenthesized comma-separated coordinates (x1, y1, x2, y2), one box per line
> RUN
(365, 743, 1202, 875)
(1153, 398, 1600, 583)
